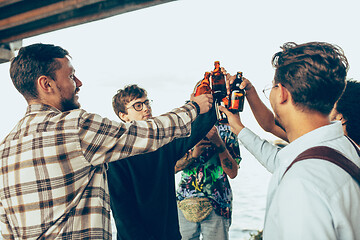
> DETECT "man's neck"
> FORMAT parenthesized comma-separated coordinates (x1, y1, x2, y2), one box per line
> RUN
(285, 111, 331, 143)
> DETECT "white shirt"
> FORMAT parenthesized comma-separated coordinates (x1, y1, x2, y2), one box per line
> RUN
(239, 122, 360, 240)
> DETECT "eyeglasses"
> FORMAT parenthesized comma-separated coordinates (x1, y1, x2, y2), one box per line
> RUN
(262, 84, 279, 99)
(127, 99, 153, 112)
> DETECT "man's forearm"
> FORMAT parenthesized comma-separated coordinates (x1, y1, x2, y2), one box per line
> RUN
(87, 102, 198, 164)
(246, 87, 275, 131)
(175, 151, 198, 173)
(215, 144, 238, 179)
(246, 87, 288, 141)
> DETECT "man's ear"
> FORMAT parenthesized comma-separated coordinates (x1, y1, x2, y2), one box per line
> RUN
(335, 112, 347, 125)
(278, 83, 289, 104)
(37, 75, 55, 94)
(118, 112, 129, 122)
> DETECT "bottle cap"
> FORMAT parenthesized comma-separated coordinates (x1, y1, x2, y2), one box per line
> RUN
(236, 72, 243, 78)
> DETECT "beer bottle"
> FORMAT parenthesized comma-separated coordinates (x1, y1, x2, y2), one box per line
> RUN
(194, 72, 212, 96)
(215, 96, 229, 124)
(228, 71, 245, 113)
(211, 61, 226, 100)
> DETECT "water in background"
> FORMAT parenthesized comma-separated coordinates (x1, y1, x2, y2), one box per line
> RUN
(228, 146, 271, 239)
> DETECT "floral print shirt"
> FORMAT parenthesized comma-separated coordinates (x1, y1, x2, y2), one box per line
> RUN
(176, 124, 241, 218)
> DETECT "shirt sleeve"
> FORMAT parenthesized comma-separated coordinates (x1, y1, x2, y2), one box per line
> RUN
(78, 102, 198, 165)
(0, 201, 14, 240)
(238, 127, 281, 173)
(171, 105, 217, 163)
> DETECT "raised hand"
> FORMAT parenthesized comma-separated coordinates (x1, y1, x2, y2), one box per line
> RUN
(190, 93, 213, 114)
(218, 106, 244, 135)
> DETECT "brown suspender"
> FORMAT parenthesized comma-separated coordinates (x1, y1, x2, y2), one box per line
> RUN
(283, 137, 360, 185)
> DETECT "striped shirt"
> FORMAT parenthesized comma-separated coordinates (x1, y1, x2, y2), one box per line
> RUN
(0, 103, 197, 239)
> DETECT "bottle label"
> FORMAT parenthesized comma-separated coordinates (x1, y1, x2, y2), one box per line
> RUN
(215, 100, 228, 124)
(231, 99, 239, 109)
(230, 92, 245, 112)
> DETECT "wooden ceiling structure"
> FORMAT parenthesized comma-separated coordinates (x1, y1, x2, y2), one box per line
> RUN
(0, 0, 176, 63)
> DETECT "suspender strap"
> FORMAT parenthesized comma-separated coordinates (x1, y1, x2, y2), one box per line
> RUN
(283, 146, 360, 186)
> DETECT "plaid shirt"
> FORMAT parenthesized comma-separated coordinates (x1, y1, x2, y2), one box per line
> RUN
(0, 103, 197, 239)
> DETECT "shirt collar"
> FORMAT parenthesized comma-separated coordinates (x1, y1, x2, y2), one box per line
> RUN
(25, 104, 61, 116)
(277, 121, 344, 169)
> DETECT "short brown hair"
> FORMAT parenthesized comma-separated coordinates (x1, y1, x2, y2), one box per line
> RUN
(272, 42, 349, 114)
(112, 84, 147, 117)
(10, 43, 69, 100)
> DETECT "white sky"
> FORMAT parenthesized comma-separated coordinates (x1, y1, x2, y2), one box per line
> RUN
(1, 0, 359, 140)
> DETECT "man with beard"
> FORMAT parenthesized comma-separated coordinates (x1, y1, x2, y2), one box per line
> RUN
(0, 43, 213, 239)
(220, 42, 360, 239)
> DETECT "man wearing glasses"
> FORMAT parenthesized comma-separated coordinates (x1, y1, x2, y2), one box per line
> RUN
(220, 42, 360, 239)
(108, 84, 216, 240)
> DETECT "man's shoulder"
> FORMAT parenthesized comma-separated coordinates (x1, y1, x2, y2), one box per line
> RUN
(284, 141, 359, 195)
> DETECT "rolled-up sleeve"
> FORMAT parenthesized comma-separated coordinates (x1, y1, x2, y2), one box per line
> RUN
(79, 103, 198, 165)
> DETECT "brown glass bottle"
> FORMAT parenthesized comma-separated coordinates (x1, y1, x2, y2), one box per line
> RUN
(194, 72, 212, 96)
(228, 71, 245, 113)
(215, 96, 229, 124)
(211, 61, 226, 100)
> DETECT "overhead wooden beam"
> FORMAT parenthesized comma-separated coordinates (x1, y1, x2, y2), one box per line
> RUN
(0, 0, 23, 8)
(0, 0, 105, 31)
(0, 0, 176, 44)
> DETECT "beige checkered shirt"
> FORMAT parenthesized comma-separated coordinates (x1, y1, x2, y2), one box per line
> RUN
(0, 103, 197, 239)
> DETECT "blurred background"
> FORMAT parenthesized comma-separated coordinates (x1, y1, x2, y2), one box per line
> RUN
(0, 0, 359, 239)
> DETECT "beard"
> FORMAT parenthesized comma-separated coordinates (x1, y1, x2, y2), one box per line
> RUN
(60, 89, 81, 111)
(60, 96, 80, 111)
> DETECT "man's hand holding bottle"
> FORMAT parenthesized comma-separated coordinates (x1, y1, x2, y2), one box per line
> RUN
(219, 71, 252, 135)
(217, 106, 244, 136)
(190, 93, 213, 114)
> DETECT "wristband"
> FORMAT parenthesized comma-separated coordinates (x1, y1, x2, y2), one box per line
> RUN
(190, 101, 200, 115)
